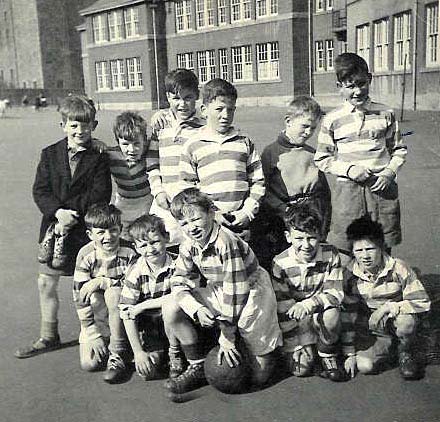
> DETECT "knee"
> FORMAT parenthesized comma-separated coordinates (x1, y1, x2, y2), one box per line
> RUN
(322, 308, 341, 331)
(162, 295, 183, 326)
(37, 274, 58, 296)
(104, 288, 121, 313)
(356, 356, 375, 374)
(394, 315, 417, 337)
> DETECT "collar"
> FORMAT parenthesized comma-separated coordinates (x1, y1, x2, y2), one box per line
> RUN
(169, 109, 205, 128)
(197, 126, 240, 143)
(195, 222, 221, 253)
(67, 141, 88, 155)
(143, 252, 174, 277)
(277, 131, 306, 149)
(351, 253, 395, 281)
(94, 241, 120, 260)
(343, 97, 372, 113)
(287, 244, 324, 266)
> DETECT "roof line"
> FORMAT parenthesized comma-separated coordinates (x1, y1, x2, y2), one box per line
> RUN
(79, 0, 145, 16)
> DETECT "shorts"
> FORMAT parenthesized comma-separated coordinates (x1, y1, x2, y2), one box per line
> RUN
(137, 309, 168, 352)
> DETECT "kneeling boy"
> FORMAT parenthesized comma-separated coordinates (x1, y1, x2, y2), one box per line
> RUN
(342, 216, 431, 380)
(272, 205, 346, 381)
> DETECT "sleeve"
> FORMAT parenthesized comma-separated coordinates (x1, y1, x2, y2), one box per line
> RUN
(384, 110, 407, 175)
(145, 131, 164, 198)
(32, 149, 63, 218)
(118, 266, 142, 310)
(241, 139, 265, 220)
(340, 269, 359, 355)
(179, 139, 199, 192)
(170, 243, 204, 318)
(314, 116, 352, 177)
(301, 249, 345, 313)
(272, 257, 297, 327)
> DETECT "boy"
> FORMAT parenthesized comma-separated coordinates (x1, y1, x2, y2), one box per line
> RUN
(15, 95, 112, 359)
(73, 204, 136, 383)
(162, 188, 282, 394)
(107, 112, 153, 239)
(118, 214, 174, 380)
(342, 216, 431, 380)
(272, 205, 346, 381)
(147, 69, 205, 242)
(179, 78, 265, 239)
(252, 96, 330, 270)
(315, 53, 407, 254)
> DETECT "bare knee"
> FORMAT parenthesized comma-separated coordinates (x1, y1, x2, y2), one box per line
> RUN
(394, 315, 417, 337)
(37, 274, 59, 297)
(356, 356, 375, 374)
(162, 295, 185, 325)
(322, 308, 341, 332)
(104, 288, 121, 314)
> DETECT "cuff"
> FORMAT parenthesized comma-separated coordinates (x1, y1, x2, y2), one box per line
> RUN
(79, 325, 102, 344)
(301, 299, 316, 314)
(387, 301, 401, 317)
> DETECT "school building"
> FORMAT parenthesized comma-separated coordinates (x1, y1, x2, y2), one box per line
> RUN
(312, 0, 440, 110)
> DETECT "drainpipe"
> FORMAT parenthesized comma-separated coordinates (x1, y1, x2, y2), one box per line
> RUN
(412, 0, 418, 111)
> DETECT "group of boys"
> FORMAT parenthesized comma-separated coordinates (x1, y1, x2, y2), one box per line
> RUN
(15, 52, 431, 396)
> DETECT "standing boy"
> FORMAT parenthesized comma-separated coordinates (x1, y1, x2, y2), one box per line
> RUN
(315, 53, 407, 254)
(15, 95, 112, 358)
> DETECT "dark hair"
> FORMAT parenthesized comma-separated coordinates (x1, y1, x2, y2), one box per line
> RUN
(335, 53, 370, 83)
(202, 78, 237, 105)
(59, 94, 96, 123)
(128, 214, 169, 240)
(165, 68, 199, 96)
(286, 95, 321, 121)
(346, 215, 385, 247)
(284, 204, 323, 235)
(113, 111, 148, 146)
(85, 203, 122, 230)
(170, 188, 215, 220)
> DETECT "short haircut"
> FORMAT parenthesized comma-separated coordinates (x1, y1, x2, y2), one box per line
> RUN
(346, 215, 385, 247)
(284, 204, 323, 235)
(170, 188, 215, 220)
(85, 203, 121, 230)
(335, 53, 370, 83)
(202, 78, 237, 105)
(128, 214, 168, 240)
(286, 95, 322, 121)
(113, 111, 148, 145)
(165, 68, 199, 96)
(59, 94, 96, 123)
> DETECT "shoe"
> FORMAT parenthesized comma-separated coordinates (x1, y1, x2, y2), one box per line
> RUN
(164, 362, 207, 394)
(169, 353, 187, 379)
(319, 356, 347, 382)
(103, 353, 128, 384)
(51, 234, 68, 269)
(399, 351, 422, 380)
(15, 336, 61, 359)
(37, 223, 56, 263)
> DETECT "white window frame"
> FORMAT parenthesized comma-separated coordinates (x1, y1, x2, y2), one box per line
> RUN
(315, 40, 325, 71)
(177, 52, 194, 71)
(110, 59, 126, 90)
(108, 10, 123, 41)
(197, 50, 216, 83)
(219, 48, 229, 80)
(175, 0, 192, 32)
(426, 3, 439, 67)
(257, 0, 278, 18)
(231, 0, 251, 23)
(326, 39, 334, 70)
(195, 0, 214, 28)
(356, 24, 370, 68)
(92, 14, 108, 44)
(257, 42, 279, 80)
(124, 7, 139, 38)
(95, 61, 111, 91)
(316, 0, 324, 12)
(126, 57, 143, 89)
(327, 0, 333, 11)
(394, 11, 411, 70)
(232, 45, 253, 82)
(218, 0, 228, 25)
(374, 18, 389, 71)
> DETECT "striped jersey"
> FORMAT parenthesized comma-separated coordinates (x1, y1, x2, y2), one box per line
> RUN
(146, 109, 204, 200)
(315, 99, 407, 178)
(170, 222, 259, 324)
(73, 240, 137, 337)
(119, 253, 174, 307)
(341, 254, 431, 354)
(107, 146, 151, 199)
(180, 126, 265, 218)
(272, 244, 344, 351)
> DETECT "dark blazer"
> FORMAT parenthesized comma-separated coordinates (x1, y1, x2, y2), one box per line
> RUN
(33, 138, 112, 243)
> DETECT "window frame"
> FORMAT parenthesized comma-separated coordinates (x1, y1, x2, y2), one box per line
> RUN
(219, 48, 229, 80)
(110, 59, 126, 90)
(175, 0, 192, 32)
(426, 3, 439, 67)
(393, 11, 411, 70)
(95, 61, 111, 91)
(356, 24, 371, 68)
(232, 45, 253, 82)
(126, 57, 143, 89)
(315, 40, 325, 71)
(177, 52, 194, 72)
(257, 41, 279, 80)
(373, 18, 389, 71)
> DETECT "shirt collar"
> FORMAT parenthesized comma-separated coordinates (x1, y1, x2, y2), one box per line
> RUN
(351, 253, 395, 281)
(343, 97, 372, 113)
(142, 252, 174, 277)
(67, 141, 88, 155)
(196, 222, 221, 253)
(287, 244, 325, 266)
(197, 125, 240, 143)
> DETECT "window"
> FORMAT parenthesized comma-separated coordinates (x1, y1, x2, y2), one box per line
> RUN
(394, 11, 411, 70)
(326, 39, 334, 70)
(177, 52, 194, 71)
(108, 10, 123, 41)
(195, 0, 214, 28)
(327, 0, 333, 10)
(374, 19, 389, 71)
(356, 24, 370, 67)
(257, 0, 278, 18)
(95, 61, 111, 90)
(124, 7, 139, 38)
(110, 59, 126, 89)
(197, 50, 216, 83)
(92, 14, 108, 43)
(257, 42, 279, 80)
(219, 48, 229, 80)
(315, 40, 325, 71)
(218, 0, 228, 25)
(176, 0, 192, 32)
(316, 0, 324, 12)
(126, 57, 143, 88)
(426, 3, 439, 66)
(232, 45, 253, 81)
(231, 0, 251, 23)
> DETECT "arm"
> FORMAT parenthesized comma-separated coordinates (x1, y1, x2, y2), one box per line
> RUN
(272, 258, 298, 323)
(179, 140, 199, 192)
(382, 111, 407, 176)
(145, 131, 165, 199)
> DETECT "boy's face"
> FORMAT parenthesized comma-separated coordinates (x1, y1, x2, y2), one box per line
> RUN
(177, 206, 214, 246)
(118, 133, 144, 165)
(286, 227, 321, 263)
(202, 96, 236, 134)
(87, 225, 121, 254)
(133, 231, 168, 267)
(285, 114, 318, 146)
(166, 87, 198, 121)
(63, 118, 97, 148)
(352, 238, 383, 275)
(338, 72, 372, 107)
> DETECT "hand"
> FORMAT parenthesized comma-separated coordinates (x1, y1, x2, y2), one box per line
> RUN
(79, 279, 101, 303)
(370, 176, 392, 193)
(223, 210, 251, 230)
(90, 337, 108, 364)
(218, 344, 242, 368)
(344, 355, 357, 378)
(286, 303, 309, 321)
(55, 208, 79, 227)
(120, 304, 143, 320)
(155, 192, 170, 210)
(90, 139, 107, 153)
(196, 307, 216, 328)
(151, 110, 169, 131)
(134, 350, 159, 377)
(368, 304, 390, 331)
(347, 165, 372, 183)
